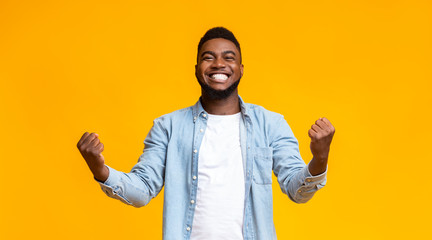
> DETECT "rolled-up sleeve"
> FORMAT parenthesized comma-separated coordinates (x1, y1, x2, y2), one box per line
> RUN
(289, 163, 327, 203)
(271, 115, 327, 203)
(95, 165, 136, 206)
(94, 118, 168, 208)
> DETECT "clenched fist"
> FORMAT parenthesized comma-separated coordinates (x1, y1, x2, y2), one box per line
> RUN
(77, 132, 109, 182)
(308, 117, 335, 160)
(307, 117, 335, 175)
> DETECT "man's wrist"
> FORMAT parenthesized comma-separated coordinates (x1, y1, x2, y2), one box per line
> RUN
(93, 165, 109, 183)
(312, 156, 328, 163)
(308, 157, 328, 176)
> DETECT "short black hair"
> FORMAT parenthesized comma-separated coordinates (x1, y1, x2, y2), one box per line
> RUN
(197, 27, 241, 62)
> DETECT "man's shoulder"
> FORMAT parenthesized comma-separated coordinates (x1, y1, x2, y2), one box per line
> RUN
(244, 102, 284, 120)
(153, 105, 193, 122)
(244, 101, 295, 138)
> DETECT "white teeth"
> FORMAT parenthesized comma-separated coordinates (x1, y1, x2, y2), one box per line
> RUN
(211, 74, 228, 80)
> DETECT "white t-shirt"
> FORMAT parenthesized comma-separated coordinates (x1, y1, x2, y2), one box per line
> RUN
(190, 112, 245, 240)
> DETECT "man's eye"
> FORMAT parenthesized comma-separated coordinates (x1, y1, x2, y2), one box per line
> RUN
(203, 56, 213, 60)
(225, 56, 235, 60)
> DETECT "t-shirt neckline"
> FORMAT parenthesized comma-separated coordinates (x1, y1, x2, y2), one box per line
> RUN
(207, 112, 241, 118)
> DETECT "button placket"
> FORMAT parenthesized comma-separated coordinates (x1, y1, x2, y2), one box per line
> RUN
(188, 117, 205, 237)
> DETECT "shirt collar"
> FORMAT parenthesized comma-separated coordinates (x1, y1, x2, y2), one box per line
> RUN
(192, 95, 249, 122)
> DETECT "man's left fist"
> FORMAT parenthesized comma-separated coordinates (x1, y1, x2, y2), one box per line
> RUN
(308, 117, 335, 161)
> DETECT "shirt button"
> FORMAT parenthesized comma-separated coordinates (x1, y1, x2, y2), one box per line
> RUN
(202, 114, 207, 118)
(190, 200, 195, 204)
(186, 227, 191, 231)
(194, 149, 197, 153)
(200, 129, 203, 132)
(193, 116, 197, 120)
(192, 175, 197, 180)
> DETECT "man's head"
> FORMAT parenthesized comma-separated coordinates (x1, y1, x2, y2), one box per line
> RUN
(197, 27, 242, 63)
(195, 27, 244, 100)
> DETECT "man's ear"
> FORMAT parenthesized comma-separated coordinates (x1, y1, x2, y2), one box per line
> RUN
(240, 64, 244, 77)
(195, 64, 198, 78)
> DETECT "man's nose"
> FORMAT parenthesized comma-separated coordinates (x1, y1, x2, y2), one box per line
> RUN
(212, 57, 226, 68)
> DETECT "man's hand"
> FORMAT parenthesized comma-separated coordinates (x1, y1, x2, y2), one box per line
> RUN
(77, 132, 109, 182)
(308, 117, 335, 175)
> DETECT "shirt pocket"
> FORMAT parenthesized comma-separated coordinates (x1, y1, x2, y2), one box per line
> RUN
(252, 147, 273, 185)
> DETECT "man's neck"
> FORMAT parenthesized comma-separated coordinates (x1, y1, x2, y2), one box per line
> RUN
(200, 92, 240, 115)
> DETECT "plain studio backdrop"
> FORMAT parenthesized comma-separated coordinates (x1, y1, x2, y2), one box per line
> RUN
(0, 0, 431, 239)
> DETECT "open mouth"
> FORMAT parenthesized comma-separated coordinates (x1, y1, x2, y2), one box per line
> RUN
(207, 73, 230, 82)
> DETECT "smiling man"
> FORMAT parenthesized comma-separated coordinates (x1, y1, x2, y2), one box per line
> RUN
(77, 27, 335, 240)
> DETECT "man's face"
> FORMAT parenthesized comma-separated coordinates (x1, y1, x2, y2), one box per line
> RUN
(195, 38, 244, 99)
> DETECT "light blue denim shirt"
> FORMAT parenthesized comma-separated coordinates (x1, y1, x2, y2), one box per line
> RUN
(96, 95, 327, 240)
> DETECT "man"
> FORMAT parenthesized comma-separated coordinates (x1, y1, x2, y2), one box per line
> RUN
(77, 27, 335, 240)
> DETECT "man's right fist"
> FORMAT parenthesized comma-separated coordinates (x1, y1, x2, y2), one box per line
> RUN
(77, 132, 109, 182)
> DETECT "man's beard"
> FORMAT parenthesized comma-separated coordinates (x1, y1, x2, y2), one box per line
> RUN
(197, 76, 241, 100)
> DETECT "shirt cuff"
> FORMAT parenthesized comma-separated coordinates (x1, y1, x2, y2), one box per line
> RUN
(301, 162, 327, 186)
(93, 165, 121, 187)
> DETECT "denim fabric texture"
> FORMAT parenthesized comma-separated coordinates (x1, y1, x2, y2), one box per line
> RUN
(96, 95, 327, 240)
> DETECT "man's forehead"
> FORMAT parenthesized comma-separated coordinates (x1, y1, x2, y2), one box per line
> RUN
(199, 38, 239, 53)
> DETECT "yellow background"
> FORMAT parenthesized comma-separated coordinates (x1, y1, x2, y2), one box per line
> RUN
(1, 0, 431, 239)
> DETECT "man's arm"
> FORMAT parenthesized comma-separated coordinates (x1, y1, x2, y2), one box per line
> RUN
(77, 132, 109, 182)
(77, 119, 168, 207)
(271, 115, 334, 203)
(308, 117, 335, 176)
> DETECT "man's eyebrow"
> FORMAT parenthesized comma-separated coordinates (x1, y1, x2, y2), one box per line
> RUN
(200, 50, 237, 58)
(201, 51, 216, 57)
(222, 50, 236, 56)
